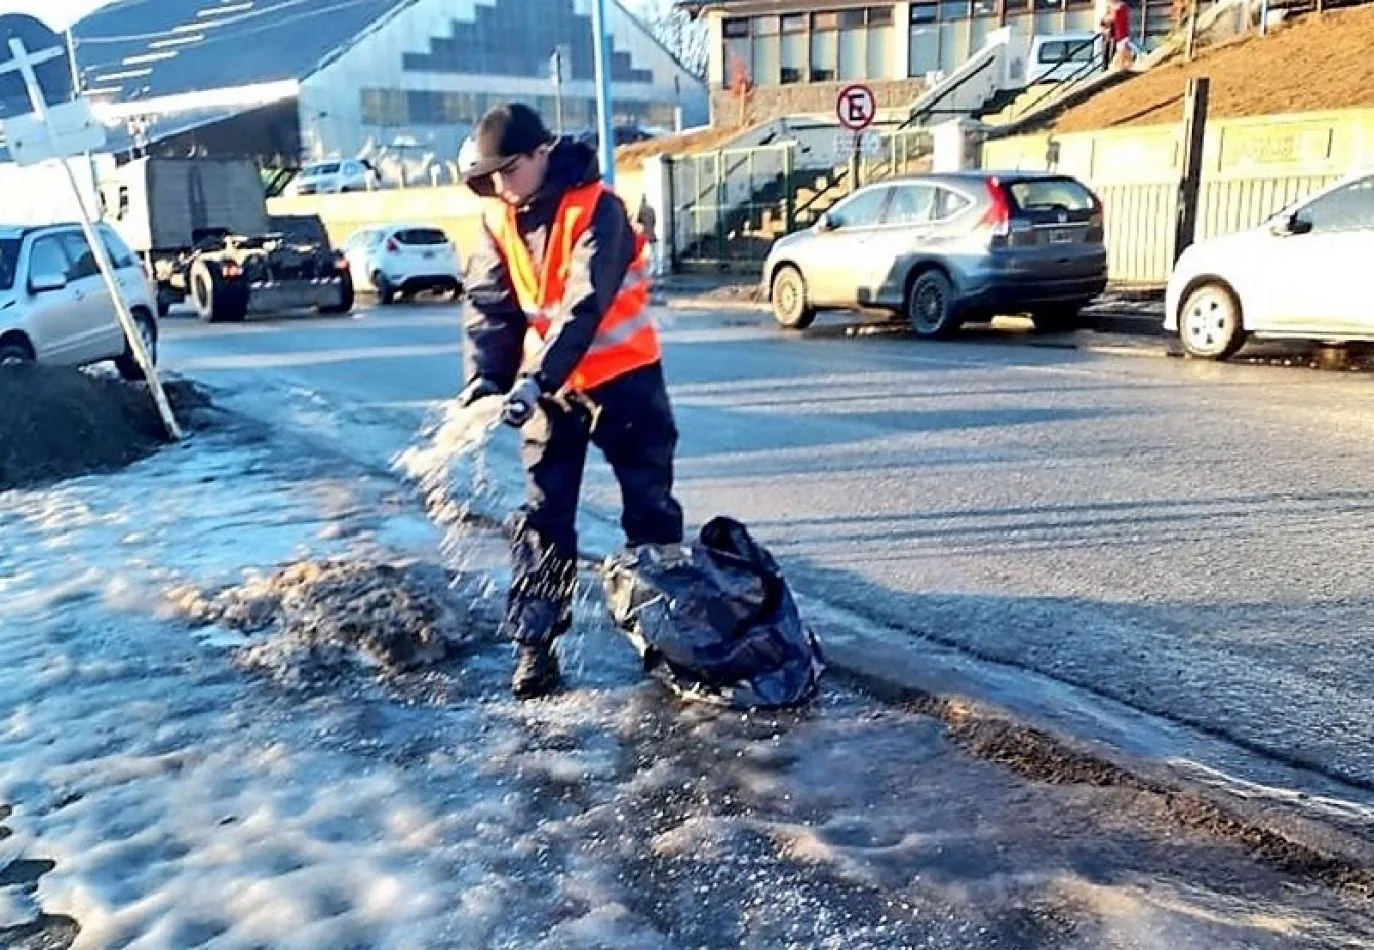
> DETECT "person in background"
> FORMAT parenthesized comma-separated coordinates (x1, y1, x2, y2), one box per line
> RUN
(1097, 0, 1117, 71)
(1109, 0, 1136, 70)
(635, 194, 661, 277)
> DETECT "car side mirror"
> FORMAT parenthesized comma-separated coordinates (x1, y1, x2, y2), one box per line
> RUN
(1273, 212, 1312, 236)
(30, 271, 67, 293)
(819, 213, 840, 232)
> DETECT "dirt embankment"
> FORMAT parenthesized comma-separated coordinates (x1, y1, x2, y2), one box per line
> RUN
(0, 365, 210, 490)
(1056, 4, 1374, 132)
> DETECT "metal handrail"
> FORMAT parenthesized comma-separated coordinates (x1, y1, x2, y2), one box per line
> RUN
(1010, 35, 1106, 121)
(897, 51, 998, 132)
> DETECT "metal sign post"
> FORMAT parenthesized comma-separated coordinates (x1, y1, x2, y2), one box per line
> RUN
(591, 0, 616, 188)
(836, 83, 876, 194)
(550, 47, 564, 135)
(1, 25, 182, 441)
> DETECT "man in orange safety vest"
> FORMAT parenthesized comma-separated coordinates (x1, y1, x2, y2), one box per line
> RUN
(458, 103, 685, 699)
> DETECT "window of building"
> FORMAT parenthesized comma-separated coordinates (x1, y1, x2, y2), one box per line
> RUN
(867, 6, 894, 78)
(972, 0, 998, 16)
(839, 9, 866, 80)
(724, 31, 751, 87)
(723, 6, 901, 86)
(810, 17, 838, 81)
(781, 20, 807, 84)
(360, 88, 407, 126)
(753, 16, 781, 84)
(910, 1, 938, 23)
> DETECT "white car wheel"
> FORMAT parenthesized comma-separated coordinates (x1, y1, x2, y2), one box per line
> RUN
(1179, 283, 1245, 360)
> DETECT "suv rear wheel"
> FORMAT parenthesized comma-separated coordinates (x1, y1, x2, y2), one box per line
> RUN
(907, 269, 959, 339)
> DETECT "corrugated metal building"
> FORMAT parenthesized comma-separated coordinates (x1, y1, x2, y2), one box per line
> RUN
(64, 0, 708, 168)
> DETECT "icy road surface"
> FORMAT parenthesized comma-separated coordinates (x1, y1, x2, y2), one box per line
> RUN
(1, 420, 1372, 948)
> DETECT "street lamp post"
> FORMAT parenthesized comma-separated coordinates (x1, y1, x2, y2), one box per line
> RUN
(590, 0, 615, 187)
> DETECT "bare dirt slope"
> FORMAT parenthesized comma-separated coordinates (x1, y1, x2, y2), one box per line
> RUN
(1056, 4, 1374, 132)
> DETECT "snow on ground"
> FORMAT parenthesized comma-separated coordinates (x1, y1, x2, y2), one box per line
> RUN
(1, 419, 1372, 949)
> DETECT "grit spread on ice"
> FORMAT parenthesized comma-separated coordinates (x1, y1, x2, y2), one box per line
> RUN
(1, 396, 1373, 947)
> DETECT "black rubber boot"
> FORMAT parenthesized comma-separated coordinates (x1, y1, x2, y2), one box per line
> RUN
(511, 642, 561, 699)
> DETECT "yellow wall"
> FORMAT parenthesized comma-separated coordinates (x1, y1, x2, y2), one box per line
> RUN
(983, 108, 1374, 183)
(981, 109, 1374, 285)
(268, 168, 646, 259)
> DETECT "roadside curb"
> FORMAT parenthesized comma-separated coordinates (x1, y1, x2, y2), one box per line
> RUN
(806, 595, 1374, 896)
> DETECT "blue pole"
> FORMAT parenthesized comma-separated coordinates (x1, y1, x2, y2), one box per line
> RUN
(591, 0, 616, 187)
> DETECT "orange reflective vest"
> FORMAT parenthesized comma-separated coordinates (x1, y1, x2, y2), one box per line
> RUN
(484, 181, 659, 393)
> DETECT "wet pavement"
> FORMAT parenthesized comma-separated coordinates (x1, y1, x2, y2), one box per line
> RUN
(158, 302, 1374, 797)
(3, 403, 1374, 947)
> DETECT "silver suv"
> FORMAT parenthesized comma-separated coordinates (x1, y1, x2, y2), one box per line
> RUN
(764, 171, 1108, 338)
(0, 222, 159, 379)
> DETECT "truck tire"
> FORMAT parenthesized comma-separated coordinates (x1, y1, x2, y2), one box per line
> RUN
(318, 271, 355, 315)
(190, 260, 248, 323)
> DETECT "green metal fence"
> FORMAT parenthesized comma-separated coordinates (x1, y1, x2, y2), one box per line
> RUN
(668, 128, 935, 272)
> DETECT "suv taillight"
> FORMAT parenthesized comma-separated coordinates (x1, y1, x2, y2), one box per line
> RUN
(978, 179, 1013, 242)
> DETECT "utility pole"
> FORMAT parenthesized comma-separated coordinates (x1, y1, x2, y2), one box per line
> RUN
(1174, 76, 1210, 262)
(64, 27, 101, 216)
(591, 0, 616, 187)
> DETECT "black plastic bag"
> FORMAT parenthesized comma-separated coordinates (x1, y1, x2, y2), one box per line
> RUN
(603, 517, 824, 709)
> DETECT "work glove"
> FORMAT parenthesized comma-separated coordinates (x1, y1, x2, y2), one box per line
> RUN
(458, 377, 503, 408)
(502, 377, 544, 429)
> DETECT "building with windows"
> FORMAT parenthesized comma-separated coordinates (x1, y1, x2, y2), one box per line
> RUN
(686, 0, 1176, 123)
(64, 0, 708, 170)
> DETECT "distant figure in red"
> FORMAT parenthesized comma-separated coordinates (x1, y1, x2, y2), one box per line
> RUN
(1106, 0, 1135, 70)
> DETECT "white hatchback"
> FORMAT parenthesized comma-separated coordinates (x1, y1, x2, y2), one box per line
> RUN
(0, 223, 159, 379)
(1167, 170, 1374, 360)
(343, 225, 463, 304)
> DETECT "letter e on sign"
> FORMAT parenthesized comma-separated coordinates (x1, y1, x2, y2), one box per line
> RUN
(836, 84, 876, 132)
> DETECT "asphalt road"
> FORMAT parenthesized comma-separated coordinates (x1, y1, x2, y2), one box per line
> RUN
(161, 300, 1374, 795)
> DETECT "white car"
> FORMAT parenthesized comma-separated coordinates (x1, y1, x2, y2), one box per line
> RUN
(342, 225, 463, 304)
(1167, 170, 1374, 360)
(0, 222, 159, 380)
(291, 159, 379, 195)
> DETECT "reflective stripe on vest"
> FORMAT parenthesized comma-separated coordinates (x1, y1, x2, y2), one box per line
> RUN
(484, 182, 660, 393)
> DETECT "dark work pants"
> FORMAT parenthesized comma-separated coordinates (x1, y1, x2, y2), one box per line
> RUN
(504, 362, 685, 646)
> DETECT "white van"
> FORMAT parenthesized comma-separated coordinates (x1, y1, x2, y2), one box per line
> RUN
(1027, 33, 1102, 84)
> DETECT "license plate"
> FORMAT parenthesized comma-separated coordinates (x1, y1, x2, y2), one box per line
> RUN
(423, 251, 435, 260)
(1048, 228, 1075, 244)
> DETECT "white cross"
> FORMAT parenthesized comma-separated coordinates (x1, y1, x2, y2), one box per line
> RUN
(1, 38, 65, 120)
